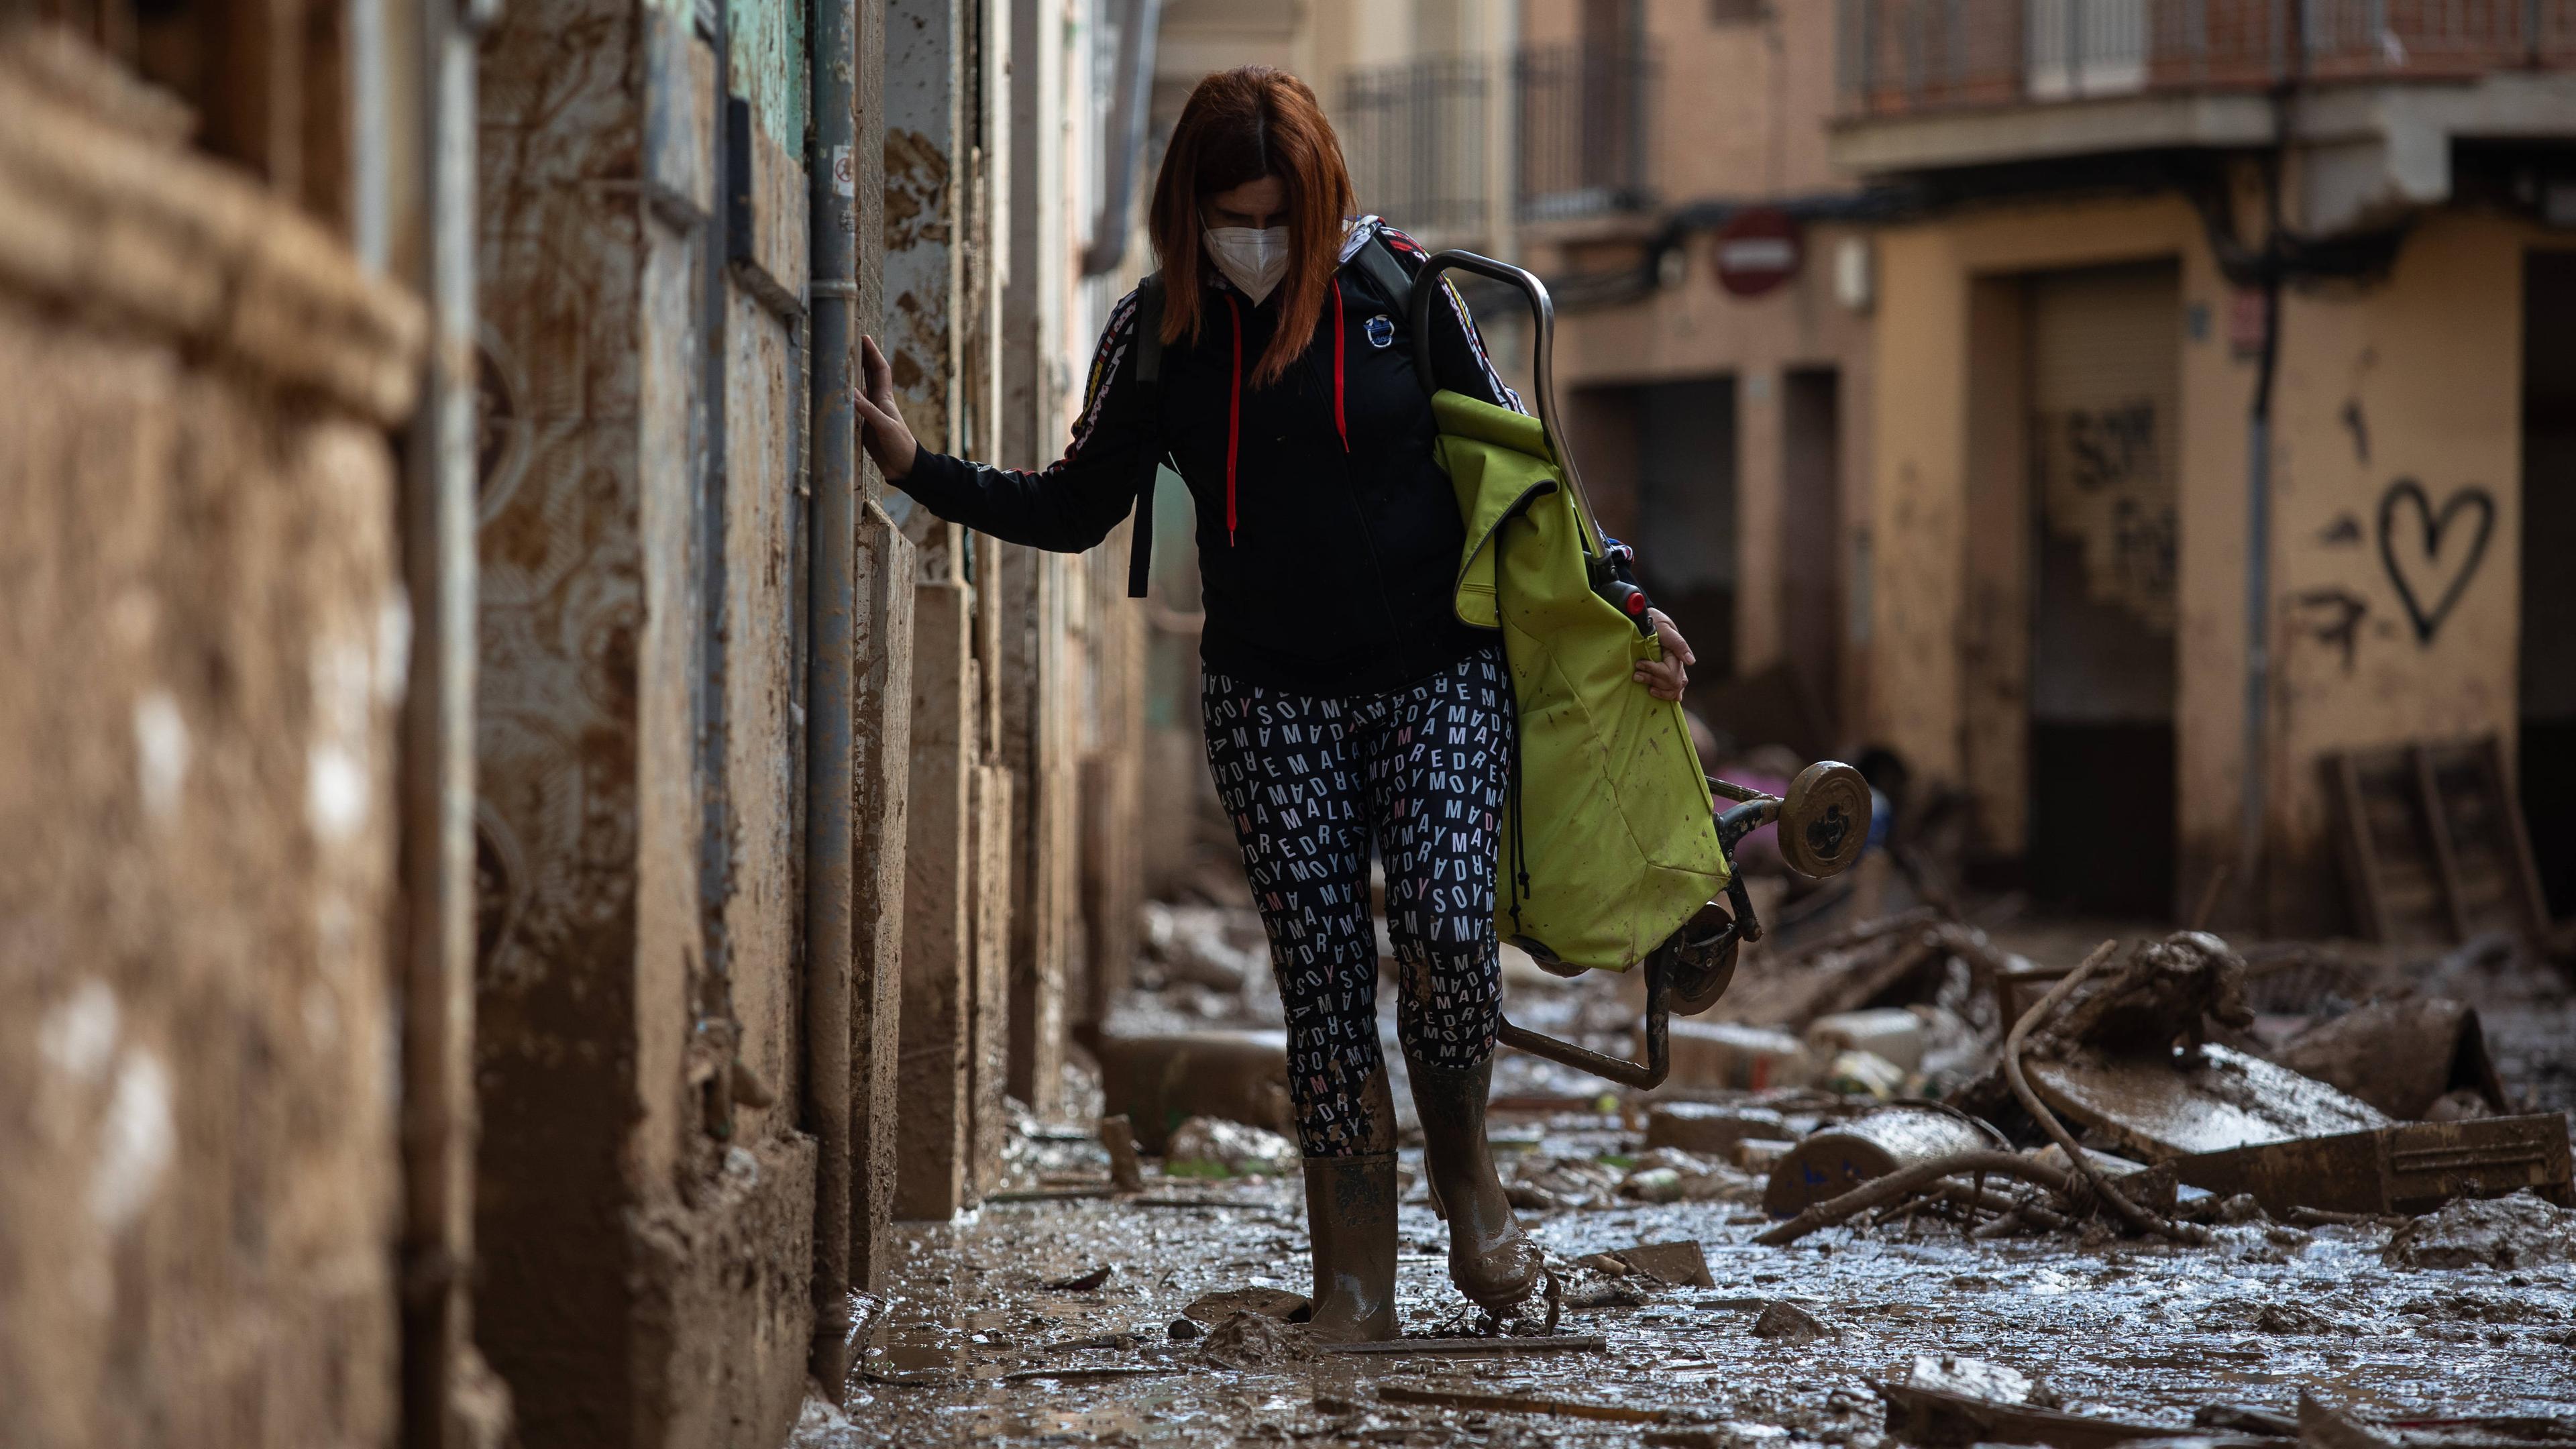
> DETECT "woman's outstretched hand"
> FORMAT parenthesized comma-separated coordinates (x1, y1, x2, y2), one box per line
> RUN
(852, 335, 920, 483)
(1633, 608, 1695, 702)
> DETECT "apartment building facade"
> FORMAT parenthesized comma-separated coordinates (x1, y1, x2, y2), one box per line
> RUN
(1834, 0, 2576, 930)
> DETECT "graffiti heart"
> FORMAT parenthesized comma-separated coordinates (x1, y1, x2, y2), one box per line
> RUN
(2377, 479, 2495, 645)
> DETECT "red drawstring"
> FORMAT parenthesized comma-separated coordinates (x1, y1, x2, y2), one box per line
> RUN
(1224, 292, 1242, 545)
(1332, 282, 1348, 451)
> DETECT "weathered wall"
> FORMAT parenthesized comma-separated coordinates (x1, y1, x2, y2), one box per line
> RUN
(474, 0, 815, 1439)
(1866, 194, 2536, 927)
(0, 40, 420, 1446)
(2257, 211, 2532, 927)
(473, 0, 656, 1429)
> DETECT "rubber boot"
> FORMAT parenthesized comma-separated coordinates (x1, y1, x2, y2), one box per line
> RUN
(1300, 1150, 1399, 1342)
(1299, 1064, 1397, 1340)
(1407, 1053, 1543, 1312)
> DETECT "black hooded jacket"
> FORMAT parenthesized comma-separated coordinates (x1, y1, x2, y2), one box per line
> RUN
(895, 220, 1525, 696)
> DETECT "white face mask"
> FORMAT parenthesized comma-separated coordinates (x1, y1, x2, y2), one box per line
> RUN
(1203, 225, 1291, 305)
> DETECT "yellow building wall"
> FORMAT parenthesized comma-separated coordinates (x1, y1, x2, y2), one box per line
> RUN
(2261, 213, 2530, 924)
(1868, 197, 2532, 928)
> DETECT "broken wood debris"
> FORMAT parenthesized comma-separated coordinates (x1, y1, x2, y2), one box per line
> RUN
(999, 1364, 1182, 1383)
(1875, 1380, 2253, 1449)
(1043, 1264, 1114, 1291)
(1756, 1148, 2081, 1245)
(2329, 736, 2550, 950)
(1320, 1334, 1607, 1356)
(1375, 1382, 1673, 1424)
(983, 1186, 1114, 1203)
(1575, 1238, 1714, 1287)
(1099, 1112, 1144, 1193)
(2001, 941, 2209, 1243)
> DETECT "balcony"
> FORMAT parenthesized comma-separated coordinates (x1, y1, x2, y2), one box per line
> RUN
(1339, 56, 1493, 241)
(1839, 0, 2576, 115)
(1514, 44, 1657, 222)
(1830, 0, 2576, 227)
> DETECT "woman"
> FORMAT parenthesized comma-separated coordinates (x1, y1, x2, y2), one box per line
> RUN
(853, 66, 1694, 1338)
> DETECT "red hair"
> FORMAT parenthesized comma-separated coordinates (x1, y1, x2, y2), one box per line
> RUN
(1148, 67, 1356, 387)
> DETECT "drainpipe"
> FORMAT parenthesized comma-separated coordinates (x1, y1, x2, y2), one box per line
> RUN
(2238, 1, 2302, 926)
(1081, 0, 1164, 276)
(804, 0, 861, 1393)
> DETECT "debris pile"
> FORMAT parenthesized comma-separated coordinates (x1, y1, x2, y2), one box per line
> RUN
(1707, 922, 2574, 1250)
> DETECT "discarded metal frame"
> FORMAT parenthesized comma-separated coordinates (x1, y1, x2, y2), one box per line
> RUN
(1495, 792, 1784, 1088)
(2174, 1114, 2575, 1217)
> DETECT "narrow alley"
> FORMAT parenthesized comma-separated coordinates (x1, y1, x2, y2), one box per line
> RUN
(3, 1, 2575, 1448)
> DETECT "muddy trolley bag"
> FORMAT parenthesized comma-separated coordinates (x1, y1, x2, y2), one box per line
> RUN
(1399, 251, 1729, 973)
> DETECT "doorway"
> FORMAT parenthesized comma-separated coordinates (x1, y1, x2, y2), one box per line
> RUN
(1782, 368, 1843, 735)
(2523, 251, 2576, 919)
(1635, 376, 1740, 684)
(2024, 261, 2182, 917)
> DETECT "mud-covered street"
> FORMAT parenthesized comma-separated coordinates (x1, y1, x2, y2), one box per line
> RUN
(798, 911, 2576, 1448)
(811, 1179, 2573, 1448)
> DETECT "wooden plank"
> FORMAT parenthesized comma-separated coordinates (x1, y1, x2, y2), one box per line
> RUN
(2333, 753, 2396, 945)
(2412, 743, 2473, 943)
(2484, 735, 2553, 943)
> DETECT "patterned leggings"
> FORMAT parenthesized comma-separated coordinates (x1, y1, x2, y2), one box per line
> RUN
(1203, 645, 1513, 1157)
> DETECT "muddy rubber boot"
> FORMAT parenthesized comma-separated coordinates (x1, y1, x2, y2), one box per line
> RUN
(1300, 1150, 1399, 1342)
(1407, 1053, 1544, 1312)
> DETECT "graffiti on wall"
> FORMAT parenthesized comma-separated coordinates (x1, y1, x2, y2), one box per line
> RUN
(2034, 400, 2179, 635)
(2291, 588, 2371, 674)
(2377, 478, 2496, 645)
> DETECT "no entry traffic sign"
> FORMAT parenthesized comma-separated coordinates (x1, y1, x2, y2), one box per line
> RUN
(1715, 207, 1804, 298)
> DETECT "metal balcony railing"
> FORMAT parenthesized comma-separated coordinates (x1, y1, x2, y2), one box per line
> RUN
(1836, 0, 2576, 116)
(1515, 44, 1657, 221)
(1340, 56, 1491, 239)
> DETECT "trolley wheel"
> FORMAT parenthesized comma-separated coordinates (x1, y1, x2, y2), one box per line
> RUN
(1780, 760, 1870, 879)
(1661, 900, 1741, 1017)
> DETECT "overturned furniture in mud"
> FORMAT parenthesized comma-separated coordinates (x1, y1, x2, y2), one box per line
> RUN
(1752, 929, 2574, 1246)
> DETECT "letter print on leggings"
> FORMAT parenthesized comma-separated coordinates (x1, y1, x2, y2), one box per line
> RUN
(1201, 645, 1511, 1156)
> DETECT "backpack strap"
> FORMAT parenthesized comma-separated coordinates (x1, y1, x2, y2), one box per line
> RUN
(1348, 231, 1414, 319)
(1126, 273, 1167, 599)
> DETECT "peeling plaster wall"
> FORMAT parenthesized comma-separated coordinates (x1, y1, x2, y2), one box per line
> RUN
(473, 0, 655, 1431)
(1867, 196, 2536, 928)
(474, 0, 816, 1440)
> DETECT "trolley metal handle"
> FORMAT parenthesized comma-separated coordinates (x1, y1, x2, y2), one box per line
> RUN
(1408, 250, 1608, 552)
